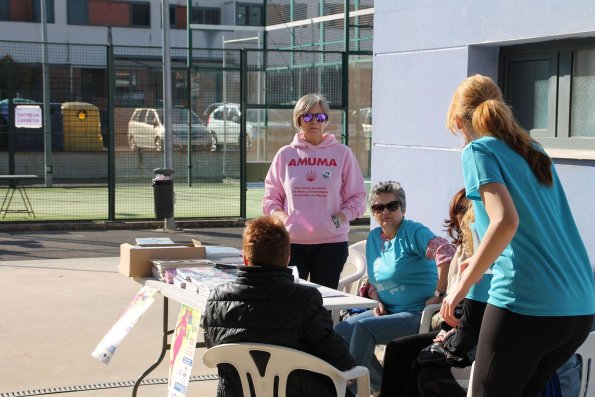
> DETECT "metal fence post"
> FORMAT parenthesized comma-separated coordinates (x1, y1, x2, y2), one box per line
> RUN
(240, 49, 247, 219)
(107, 30, 116, 221)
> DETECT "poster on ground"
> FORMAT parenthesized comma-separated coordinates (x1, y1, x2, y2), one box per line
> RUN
(91, 286, 158, 365)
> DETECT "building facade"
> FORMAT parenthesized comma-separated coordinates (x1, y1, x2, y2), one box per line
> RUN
(373, 1, 595, 260)
(0, 0, 265, 47)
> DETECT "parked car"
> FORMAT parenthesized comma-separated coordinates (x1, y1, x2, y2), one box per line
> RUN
(127, 108, 217, 152)
(355, 107, 372, 138)
(206, 103, 251, 149)
(206, 103, 292, 149)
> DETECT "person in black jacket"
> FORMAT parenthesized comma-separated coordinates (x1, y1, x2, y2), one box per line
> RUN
(202, 216, 356, 397)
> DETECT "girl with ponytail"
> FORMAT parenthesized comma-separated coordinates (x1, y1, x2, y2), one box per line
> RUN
(441, 74, 594, 396)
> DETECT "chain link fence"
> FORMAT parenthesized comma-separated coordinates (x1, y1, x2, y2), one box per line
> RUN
(0, 39, 370, 223)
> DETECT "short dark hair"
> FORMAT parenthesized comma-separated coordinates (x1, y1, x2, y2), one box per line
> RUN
(243, 216, 290, 267)
(368, 181, 406, 210)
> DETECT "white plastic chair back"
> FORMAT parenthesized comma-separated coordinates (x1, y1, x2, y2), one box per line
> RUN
(418, 303, 442, 333)
(349, 240, 368, 292)
(338, 247, 367, 295)
(203, 342, 370, 397)
(350, 240, 367, 258)
(577, 331, 595, 397)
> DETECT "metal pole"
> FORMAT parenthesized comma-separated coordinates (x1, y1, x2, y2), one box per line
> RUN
(107, 27, 116, 221)
(256, 32, 262, 161)
(222, 36, 228, 177)
(162, 0, 176, 230)
(41, 0, 53, 186)
(343, 0, 350, 146)
(240, 50, 247, 219)
(186, 0, 193, 187)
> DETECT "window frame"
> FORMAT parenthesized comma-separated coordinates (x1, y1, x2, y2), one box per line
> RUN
(236, 3, 263, 27)
(192, 6, 221, 25)
(500, 38, 595, 158)
(0, 0, 8, 21)
(130, 1, 150, 28)
(33, 0, 55, 23)
(67, 0, 88, 25)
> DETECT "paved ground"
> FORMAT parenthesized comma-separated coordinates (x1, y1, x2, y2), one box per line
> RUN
(0, 221, 371, 396)
(0, 221, 371, 261)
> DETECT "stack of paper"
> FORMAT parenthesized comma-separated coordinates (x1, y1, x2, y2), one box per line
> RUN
(136, 237, 175, 246)
(205, 246, 243, 266)
(151, 259, 212, 282)
(177, 266, 237, 297)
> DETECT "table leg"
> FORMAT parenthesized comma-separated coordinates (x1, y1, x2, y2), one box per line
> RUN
(1, 187, 16, 219)
(16, 184, 35, 217)
(132, 296, 171, 396)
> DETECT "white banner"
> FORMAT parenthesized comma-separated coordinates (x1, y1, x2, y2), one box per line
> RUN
(15, 105, 42, 129)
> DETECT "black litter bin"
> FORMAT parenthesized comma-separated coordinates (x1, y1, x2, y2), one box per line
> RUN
(153, 168, 174, 219)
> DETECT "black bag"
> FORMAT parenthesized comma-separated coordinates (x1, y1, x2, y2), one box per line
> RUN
(416, 331, 472, 368)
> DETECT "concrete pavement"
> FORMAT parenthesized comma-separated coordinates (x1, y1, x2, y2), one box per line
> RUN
(0, 222, 371, 396)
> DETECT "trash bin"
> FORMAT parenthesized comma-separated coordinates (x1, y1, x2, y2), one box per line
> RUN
(152, 168, 174, 219)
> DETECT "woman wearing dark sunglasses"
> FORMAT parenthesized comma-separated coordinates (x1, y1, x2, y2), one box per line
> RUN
(335, 181, 455, 394)
(263, 93, 366, 289)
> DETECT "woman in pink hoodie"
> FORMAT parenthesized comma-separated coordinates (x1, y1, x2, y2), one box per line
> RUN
(263, 93, 367, 289)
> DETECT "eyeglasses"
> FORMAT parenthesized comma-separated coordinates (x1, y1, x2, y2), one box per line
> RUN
(371, 200, 400, 214)
(301, 112, 329, 123)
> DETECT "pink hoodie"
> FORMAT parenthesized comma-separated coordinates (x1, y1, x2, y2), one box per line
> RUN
(263, 132, 366, 244)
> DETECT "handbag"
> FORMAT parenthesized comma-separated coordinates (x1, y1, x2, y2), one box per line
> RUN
(416, 331, 472, 368)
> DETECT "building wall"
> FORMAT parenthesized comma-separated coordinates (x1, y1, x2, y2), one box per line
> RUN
(373, 0, 595, 261)
(0, 0, 263, 47)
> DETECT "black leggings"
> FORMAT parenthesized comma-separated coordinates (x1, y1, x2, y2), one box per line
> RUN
(472, 304, 593, 397)
(289, 242, 348, 289)
(380, 331, 439, 397)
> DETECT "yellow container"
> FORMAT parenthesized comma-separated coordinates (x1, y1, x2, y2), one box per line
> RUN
(61, 102, 104, 151)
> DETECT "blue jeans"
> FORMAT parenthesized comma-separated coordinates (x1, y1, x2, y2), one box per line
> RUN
(335, 309, 422, 392)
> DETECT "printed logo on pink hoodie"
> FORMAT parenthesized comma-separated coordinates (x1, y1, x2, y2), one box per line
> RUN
(263, 132, 366, 244)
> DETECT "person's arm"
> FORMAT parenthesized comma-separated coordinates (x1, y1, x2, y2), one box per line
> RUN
(336, 149, 367, 222)
(303, 290, 356, 370)
(441, 182, 518, 327)
(367, 283, 388, 316)
(425, 260, 450, 305)
(424, 236, 455, 305)
(262, 152, 287, 219)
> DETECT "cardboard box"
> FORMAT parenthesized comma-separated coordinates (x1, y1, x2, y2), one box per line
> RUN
(119, 242, 207, 278)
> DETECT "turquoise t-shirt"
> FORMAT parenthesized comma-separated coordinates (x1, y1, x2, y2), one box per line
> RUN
(462, 136, 595, 316)
(366, 219, 438, 313)
(467, 273, 492, 303)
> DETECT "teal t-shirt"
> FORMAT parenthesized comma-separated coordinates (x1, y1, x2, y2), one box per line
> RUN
(366, 219, 438, 313)
(462, 136, 595, 316)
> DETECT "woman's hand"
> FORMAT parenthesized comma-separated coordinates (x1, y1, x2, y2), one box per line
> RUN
(433, 328, 456, 343)
(373, 302, 387, 316)
(440, 293, 463, 327)
(272, 209, 289, 225)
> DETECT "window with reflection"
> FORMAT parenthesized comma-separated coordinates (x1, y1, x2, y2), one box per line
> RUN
(571, 49, 595, 138)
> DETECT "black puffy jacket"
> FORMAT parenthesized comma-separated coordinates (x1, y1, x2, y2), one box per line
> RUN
(202, 265, 356, 397)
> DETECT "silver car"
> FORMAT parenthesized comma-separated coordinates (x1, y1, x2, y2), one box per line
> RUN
(128, 108, 217, 152)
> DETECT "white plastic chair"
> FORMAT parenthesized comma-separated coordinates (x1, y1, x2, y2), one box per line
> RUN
(347, 240, 369, 293)
(337, 247, 367, 295)
(577, 331, 595, 397)
(203, 342, 370, 397)
(418, 303, 442, 333)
